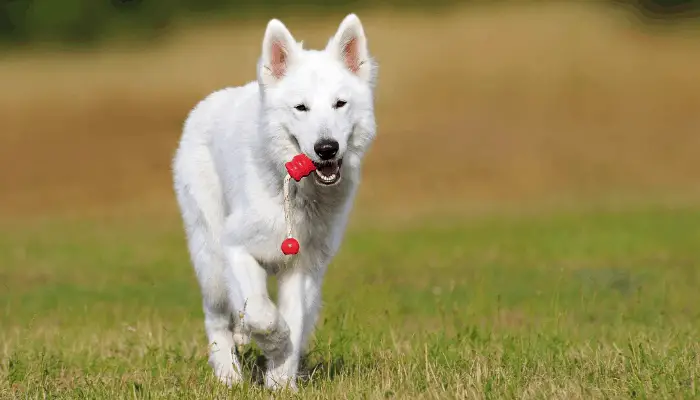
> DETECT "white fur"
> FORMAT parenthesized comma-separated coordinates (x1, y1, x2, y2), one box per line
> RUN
(172, 14, 377, 391)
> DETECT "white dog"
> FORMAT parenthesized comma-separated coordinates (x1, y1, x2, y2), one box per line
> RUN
(172, 13, 378, 391)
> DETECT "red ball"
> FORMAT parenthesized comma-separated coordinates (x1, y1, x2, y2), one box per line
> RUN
(281, 238, 300, 255)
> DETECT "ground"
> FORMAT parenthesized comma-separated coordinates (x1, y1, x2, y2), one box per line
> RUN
(2, 206, 699, 398)
(1, 3, 699, 399)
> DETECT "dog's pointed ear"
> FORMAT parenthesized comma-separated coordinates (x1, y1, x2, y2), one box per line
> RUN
(259, 19, 298, 86)
(326, 14, 376, 85)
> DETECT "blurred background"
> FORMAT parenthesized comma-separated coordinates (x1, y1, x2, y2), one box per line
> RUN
(1, 0, 699, 222)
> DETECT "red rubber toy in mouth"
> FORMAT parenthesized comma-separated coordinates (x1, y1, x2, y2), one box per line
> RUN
(285, 154, 316, 181)
(281, 154, 316, 256)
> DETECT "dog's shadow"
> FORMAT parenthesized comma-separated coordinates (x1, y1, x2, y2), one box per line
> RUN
(237, 346, 346, 388)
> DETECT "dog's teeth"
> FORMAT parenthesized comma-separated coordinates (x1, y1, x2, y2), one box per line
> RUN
(314, 168, 339, 184)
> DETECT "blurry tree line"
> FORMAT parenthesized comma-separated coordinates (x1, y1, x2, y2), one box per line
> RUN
(1, 0, 429, 46)
(0, 0, 698, 47)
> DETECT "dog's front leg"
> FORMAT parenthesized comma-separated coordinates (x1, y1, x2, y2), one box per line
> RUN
(224, 245, 290, 365)
(264, 265, 323, 391)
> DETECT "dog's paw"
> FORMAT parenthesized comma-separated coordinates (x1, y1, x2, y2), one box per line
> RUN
(209, 349, 243, 388)
(264, 370, 298, 392)
(244, 295, 282, 335)
(213, 363, 243, 388)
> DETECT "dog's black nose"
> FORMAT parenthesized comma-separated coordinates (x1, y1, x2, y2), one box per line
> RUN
(314, 139, 339, 160)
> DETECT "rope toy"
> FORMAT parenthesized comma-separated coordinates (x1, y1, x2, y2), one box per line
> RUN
(281, 154, 316, 255)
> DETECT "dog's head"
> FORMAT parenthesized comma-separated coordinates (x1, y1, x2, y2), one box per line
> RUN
(257, 14, 378, 187)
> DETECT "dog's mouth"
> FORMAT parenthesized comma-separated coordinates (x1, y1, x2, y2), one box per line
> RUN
(313, 159, 343, 186)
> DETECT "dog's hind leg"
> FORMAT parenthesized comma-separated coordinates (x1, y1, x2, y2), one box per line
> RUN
(181, 212, 244, 386)
(179, 216, 244, 386)
(203, 305, 242, 386)
(174, 171, 243, 386)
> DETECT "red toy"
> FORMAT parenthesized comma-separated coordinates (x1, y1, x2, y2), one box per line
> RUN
(281, 154, 316, 255)
(285, 154, 316, 182)
(281, 238, 300, 255)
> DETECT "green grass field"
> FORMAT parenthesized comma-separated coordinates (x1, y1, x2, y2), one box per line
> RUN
(1, 205, 698, 399)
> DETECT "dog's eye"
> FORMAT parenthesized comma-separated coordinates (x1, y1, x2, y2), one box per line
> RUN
(334, 100, 347, 109)
(294, 104, 309, 112)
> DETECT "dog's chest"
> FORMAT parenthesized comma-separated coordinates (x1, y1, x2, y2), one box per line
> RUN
(243, 197, 342, 269)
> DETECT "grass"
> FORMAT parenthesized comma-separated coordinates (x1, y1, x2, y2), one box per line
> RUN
(1, 205, 699, 398)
